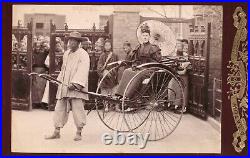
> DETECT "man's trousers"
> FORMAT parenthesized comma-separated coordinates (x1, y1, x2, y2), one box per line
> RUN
(53, 98, 86, 128)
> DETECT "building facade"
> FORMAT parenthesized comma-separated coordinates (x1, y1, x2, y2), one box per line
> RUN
(24, 13, 66, 36)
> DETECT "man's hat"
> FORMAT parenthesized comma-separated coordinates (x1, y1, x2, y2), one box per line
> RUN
(67, 31, 88, 42)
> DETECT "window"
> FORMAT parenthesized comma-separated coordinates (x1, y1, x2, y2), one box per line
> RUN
(36, 23, 44, 29)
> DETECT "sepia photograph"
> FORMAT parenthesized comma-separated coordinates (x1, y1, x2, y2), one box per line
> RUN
(9, 4, 224, 154)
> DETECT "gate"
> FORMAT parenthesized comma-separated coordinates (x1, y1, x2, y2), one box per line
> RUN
(11, 22, 33, 110)
(187, 23, 211, 119)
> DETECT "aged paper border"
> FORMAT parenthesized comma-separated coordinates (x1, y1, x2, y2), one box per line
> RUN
(227, 6, 248, 153)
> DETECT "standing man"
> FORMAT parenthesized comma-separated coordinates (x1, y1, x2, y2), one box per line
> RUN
(45, 32, 90, 141)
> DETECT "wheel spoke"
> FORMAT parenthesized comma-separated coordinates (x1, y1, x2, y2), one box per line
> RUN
(153, 111, 159, 140)
(105, 111, 117, 125)
(163, 110, 179, 123)
(160, 111, 174, 130)
(156, 73, 171, 99)
(157, 111, 168, 138)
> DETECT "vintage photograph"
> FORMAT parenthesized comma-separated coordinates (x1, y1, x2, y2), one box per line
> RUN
(11, 4, 222, 153)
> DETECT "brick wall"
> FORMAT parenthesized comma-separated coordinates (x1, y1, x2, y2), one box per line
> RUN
(112, 12, 140, 60)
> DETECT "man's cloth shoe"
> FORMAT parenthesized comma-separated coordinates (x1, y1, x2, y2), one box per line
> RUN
(74, 133, 82, 141)
(45, 132, 60, 139)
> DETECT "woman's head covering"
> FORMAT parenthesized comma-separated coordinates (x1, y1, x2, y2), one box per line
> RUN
(140, 23, 150, 34)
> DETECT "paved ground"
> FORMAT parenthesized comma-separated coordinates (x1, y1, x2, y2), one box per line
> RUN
(11, 109, 221, 153)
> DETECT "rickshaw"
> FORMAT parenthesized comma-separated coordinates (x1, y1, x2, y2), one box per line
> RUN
(95, 57, 186, 141)
(29, 20, 188, 141)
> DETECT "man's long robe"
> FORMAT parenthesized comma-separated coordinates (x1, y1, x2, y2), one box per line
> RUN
(56, 48, 90, 100)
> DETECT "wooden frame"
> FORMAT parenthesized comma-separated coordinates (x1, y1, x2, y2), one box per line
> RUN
(11, 21, 33, 110)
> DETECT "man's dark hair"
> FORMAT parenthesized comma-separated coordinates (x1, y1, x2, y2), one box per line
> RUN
(123, 41, 131, 47)
(177, 39, 183, 42)
(182, 39, 189, 44)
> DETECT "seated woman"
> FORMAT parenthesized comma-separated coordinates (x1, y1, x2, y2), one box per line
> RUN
(115, 23, 162, 99)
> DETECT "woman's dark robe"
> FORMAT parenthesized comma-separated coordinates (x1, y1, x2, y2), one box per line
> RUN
(32, 47, 49, 104)
(115, 42, 162, 98)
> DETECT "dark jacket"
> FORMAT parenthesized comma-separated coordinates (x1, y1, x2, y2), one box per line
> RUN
(32, 47, 49, 69)
(97, 51, 119, 88)
(131, 42, 162, 65)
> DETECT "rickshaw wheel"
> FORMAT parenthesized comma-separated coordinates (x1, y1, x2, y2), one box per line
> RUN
(96, 66, 131, 132)
(122, 66, 185, 141)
